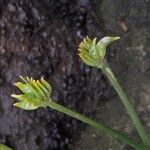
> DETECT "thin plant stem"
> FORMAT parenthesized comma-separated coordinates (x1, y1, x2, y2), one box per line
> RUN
(47, 101, 143, 150)
(100, 62, 150, 146)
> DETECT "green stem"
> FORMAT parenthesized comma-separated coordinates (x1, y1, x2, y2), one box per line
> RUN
(100, 63, 150, 146)
(47, 101, 142, 149)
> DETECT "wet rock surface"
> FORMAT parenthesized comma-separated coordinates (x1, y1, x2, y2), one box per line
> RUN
(0, 1, 109, 149)
(1, 0, 150, 150)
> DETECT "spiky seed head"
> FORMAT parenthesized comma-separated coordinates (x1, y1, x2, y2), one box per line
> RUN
(78, 36, 120, 68)
(11, 76, 52, 110)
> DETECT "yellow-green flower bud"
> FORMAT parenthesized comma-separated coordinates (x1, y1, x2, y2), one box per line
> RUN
(78, 36, 120, 68)
(11, 76, 52, 110)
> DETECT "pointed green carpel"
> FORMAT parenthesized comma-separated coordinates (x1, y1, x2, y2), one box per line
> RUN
(78, 36, 120, 68)
(11, 76, 52, 110)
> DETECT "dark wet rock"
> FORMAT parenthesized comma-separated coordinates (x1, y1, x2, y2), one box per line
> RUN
(0, 0, 108, 149)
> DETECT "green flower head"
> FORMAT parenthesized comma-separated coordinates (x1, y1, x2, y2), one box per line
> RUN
(78, 36, 120, 68)
(11, 76, 52, 110)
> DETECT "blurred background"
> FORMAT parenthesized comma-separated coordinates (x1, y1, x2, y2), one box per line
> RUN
(0, 0, 150, 149)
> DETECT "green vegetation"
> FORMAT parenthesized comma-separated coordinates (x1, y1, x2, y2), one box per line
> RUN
(0, 144, 12, 150)
(11, 36, 150, 149)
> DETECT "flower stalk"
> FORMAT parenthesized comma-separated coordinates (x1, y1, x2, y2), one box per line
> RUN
(100, 62, 150, 146)
(78, 36, 150, 147)
(11, 76, 146, 149)
(47, 101, 143, 150)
